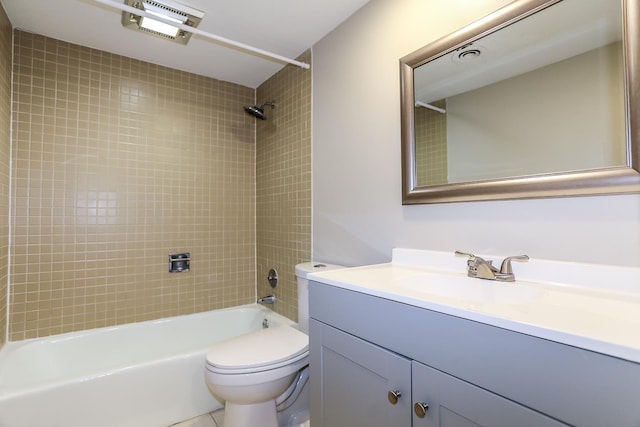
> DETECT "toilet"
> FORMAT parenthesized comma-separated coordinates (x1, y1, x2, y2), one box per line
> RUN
(204, 262, 344, 427)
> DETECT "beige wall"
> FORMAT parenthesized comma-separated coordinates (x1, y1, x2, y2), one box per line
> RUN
(0, 4, 11, 347)
(447, 43, 625, 182)
(256, 51, 312, 322)
(10, 31, 258, 340)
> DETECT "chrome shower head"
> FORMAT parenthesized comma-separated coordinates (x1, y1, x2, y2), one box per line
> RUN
(244, 101, 276, 120)
(244, 105, 266, 120)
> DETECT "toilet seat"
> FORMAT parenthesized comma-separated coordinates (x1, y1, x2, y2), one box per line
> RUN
(206, 325, 309, 375)
(206, 351, 308, 375)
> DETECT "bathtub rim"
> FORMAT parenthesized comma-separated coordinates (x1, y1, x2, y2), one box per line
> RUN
(0, 304, 295, 398)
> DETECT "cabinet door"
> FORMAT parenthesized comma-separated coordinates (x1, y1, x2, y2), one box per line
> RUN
(412, 362, 568, 427)
(309, 319, 412, 427)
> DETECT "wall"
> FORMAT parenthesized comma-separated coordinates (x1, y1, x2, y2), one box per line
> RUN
(0, 3, 11, 347)
(10, 31, 256, 340)
(447, 43, 625, 182)
(256, 51, 312, 322)
(312, 0, 640, 268)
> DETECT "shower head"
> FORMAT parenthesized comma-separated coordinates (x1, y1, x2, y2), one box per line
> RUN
(244, 101, 276, 120)
(244, 105, 266, 120)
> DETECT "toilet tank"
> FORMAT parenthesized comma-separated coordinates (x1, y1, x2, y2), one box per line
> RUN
(295, 262, 344, 334)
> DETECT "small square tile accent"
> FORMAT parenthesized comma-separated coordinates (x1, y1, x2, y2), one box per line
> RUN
(9, 30, 257, 339)
(0, 3, 12, 347)
(6, 31, 313, 341)
(255, 50, 312, 322)
(415, 99, 448, 186)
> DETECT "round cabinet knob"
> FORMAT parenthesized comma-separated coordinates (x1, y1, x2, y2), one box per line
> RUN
(414, 402, 430, 418)
(387, 390, 402, 405)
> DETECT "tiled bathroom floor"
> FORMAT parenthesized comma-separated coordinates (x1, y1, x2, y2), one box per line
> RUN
(169, 409, 224, 427)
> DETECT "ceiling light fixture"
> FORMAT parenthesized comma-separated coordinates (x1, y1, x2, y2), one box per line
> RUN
(97, 0, 310, 69)
(121, 0, 204, 44)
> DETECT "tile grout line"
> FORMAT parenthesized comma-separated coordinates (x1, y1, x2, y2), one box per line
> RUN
(209, 412, 219, 427)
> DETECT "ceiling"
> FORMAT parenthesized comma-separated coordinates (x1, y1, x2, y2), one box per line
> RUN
(414, 0, 622, 104)
(0, 0, 371, 88)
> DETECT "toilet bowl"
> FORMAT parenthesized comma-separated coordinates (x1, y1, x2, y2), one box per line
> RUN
(205, 325, 309, 427)
(204, 261, 345, 427)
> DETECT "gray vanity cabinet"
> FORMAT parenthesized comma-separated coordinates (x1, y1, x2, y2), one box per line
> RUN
(309, 281, 640, 427)
(310, 318, 566, 427)
(309, 318, 412, 427)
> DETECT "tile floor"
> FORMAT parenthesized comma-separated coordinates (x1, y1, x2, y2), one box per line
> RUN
(170, 409, 224, 427)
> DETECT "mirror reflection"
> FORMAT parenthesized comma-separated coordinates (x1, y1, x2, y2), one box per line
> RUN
(401, 0, 640, 204)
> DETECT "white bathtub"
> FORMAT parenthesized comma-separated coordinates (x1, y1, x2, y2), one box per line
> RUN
(0, 304, 294, 427)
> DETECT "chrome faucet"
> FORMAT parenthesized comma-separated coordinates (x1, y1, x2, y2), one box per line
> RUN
(455, 251, 529, 282)
(257, 295, 276, 304)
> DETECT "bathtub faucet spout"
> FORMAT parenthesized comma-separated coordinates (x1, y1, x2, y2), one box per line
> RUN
(257, 295, 276, 305)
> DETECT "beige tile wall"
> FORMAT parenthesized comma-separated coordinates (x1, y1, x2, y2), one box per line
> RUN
(415, 99, 448, 186)
(0, 5, 12, 347)
(256, 51, 312, 322)
(10, 30, 257, 340)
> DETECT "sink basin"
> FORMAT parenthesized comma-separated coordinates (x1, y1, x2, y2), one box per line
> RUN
(395, 272, 542, 304)
(308, 248, 640, 363)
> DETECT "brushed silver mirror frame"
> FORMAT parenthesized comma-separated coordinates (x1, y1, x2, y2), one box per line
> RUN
(400, 0, 640, 204)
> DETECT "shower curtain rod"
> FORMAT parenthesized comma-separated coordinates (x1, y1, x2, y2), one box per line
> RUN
(94, 0, 311, 70)
(415, 100, 447, 114)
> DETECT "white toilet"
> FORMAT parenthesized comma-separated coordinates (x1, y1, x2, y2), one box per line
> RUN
(204, 262, 344, 427)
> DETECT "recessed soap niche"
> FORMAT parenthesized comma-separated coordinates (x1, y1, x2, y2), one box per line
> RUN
(168, 253, 190, 273)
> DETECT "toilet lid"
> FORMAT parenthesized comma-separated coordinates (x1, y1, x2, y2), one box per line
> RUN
(206, 325, 309, 371)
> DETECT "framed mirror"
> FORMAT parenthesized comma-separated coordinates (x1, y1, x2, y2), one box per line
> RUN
(400, 0, 640, 204)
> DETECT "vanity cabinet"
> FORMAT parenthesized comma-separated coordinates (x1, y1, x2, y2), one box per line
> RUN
(309, 318, 412, 426)
(311, 319, 565, 427)
(309, 281, 640, 427)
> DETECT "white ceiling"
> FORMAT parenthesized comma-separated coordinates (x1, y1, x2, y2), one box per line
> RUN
(0, 0, 371, 88)
(413, 0, 622, 103)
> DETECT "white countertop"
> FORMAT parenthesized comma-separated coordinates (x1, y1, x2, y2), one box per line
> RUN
(309, 249, 640, 364)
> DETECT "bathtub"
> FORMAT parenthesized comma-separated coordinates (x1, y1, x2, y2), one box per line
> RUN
(0, 304, 295, 427)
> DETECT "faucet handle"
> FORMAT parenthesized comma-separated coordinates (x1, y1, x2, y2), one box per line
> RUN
(499, 255, 529, 274)
(455, 251, 476, 261)
(455, 251, 478, 269)
(455, 251, 498, 274)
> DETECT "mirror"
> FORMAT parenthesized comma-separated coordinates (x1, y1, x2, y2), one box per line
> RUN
(400, 0, 640, 204)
